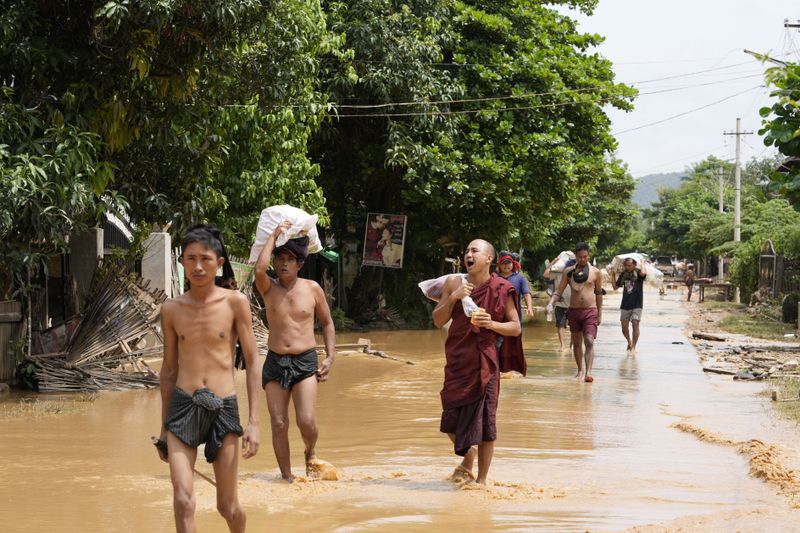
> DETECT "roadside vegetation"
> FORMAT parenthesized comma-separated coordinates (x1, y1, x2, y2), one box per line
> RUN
(767, 377, 800, 425)
(702, 301, 799, 342)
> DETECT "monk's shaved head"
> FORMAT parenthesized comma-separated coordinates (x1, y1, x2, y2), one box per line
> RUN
(468, 239, 495, 261)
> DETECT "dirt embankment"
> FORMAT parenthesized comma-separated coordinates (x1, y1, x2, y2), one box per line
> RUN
(685, 302, 800, 380)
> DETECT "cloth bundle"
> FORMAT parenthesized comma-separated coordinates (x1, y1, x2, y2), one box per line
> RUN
(248, 205, 323, 263)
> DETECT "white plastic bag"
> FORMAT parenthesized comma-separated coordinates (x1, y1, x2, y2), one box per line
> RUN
(644, 263, 664, 289)
(248, 205, 323, 263)
(418, 274, 478, 317)
(418, 274, 465, 302)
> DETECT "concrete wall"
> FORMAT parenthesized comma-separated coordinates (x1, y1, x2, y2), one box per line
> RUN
(141, 232, 172, 298)
(69, 228, 104, 302)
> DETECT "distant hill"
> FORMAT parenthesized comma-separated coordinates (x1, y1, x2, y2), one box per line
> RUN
(632, 171, 687, 208)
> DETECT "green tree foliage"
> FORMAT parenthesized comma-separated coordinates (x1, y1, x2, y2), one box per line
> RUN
(760, 62, 800, 205)
(436, 1, 634, 250)
(644, 154, 798, 300)
(0, 88, 122, 280)
(728, 202, 800, 300)
(645, 156, 777, 258)
(543, 160, 639, 264)
(315, 0, 635, 317)
(1, 0, 334, 262)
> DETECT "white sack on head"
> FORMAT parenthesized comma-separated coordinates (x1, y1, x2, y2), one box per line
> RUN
(248, 205, 323, 263)
(608, 252, 663, 289)
(547, 251, 576, 278)
(609, 252, 647, 274)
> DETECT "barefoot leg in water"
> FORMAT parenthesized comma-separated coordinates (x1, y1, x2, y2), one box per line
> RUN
(266, 381, 294, 481)
(583, 333, 595, 382)
(291, 375, 321, 477)
(571, 330, 584, 380)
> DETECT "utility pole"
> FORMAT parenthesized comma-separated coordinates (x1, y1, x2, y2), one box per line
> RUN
(723, 118, 753, 303)
(717, 167, 724, 282)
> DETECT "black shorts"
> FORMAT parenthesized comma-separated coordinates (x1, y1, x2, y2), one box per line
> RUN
(555, 306, 569, 327)
(262, 348, 318, 389)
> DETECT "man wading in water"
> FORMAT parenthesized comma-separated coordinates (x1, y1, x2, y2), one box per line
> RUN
(547, 242, 603, 382)
(157, 225, 261, 533)
(255, 220, 336, 481)
(433, 239, 524, 485)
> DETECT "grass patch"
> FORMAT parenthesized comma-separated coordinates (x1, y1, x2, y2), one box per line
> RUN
(0, 394, 96, 420)
(715, 304, 799, 342)
(718, 314, 798, 341)
(700, 301, 746, 311)
(769, 377, 800, 425)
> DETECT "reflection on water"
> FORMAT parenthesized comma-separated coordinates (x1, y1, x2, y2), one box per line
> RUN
(0, 291, 788, 531)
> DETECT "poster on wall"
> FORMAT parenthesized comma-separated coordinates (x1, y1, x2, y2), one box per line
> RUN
(362, 213, 406, 268)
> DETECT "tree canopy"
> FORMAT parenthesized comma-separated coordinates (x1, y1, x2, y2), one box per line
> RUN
(3, 0, 639, 322)
(314, 0, 636, 317)
(643, 154, 799, 300)
(1, 0, 335, 275)
(760, 61, 800, 206)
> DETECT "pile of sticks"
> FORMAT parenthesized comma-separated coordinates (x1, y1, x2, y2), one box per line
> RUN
(244, 286, 269, 353)
(28, 262, 165, 392)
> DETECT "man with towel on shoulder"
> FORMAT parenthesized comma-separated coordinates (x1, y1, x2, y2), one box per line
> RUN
(547, 242, 604, 383)
(432, 239, 524, 485)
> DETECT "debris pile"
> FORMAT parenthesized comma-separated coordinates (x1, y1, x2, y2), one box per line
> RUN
(26, 263, 164, 392)
(695, 334, 800, 381)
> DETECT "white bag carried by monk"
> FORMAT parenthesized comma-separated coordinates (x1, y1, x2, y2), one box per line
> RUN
(418, 274, 481, 318)
(248, 205, 323, 263)
(418, 274, 465, 302)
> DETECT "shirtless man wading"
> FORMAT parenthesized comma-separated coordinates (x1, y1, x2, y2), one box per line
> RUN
(158, 225, 261, 533)
(547, 242, 604, 382)
(254, 220, 336, 481)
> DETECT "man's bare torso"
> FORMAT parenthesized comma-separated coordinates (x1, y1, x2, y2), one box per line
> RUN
(263, 278, 319, 354)
(164, 290, 239, 397)
(566, 265, 601, 309)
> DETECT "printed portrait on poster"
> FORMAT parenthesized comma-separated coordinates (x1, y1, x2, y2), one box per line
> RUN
(362, 213, 406, 268)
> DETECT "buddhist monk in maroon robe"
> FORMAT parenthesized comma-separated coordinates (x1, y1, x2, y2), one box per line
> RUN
(432, 239, 524, 485)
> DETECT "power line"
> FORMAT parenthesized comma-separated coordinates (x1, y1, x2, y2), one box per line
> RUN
(612, 86, 763, 135)
(632, 144, 729, 177)
(318, 57, 781, 110)
(329, 71, 762, 110)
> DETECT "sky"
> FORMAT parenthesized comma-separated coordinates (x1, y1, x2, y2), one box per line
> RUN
(565, 0, 800, 177)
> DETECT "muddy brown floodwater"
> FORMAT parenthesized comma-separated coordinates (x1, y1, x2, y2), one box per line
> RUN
(1, 289, 799, 532)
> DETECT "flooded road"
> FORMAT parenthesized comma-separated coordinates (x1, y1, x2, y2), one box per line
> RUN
(1, 290, 797, 531)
